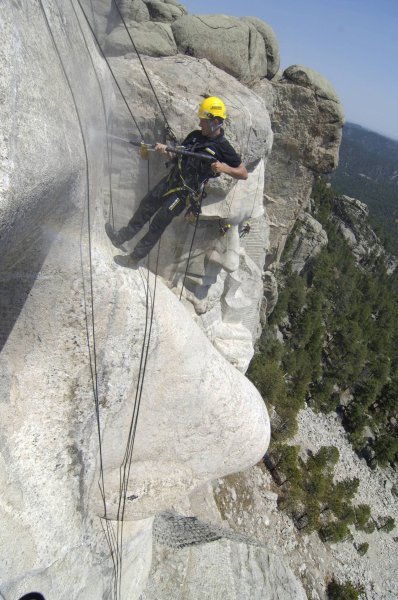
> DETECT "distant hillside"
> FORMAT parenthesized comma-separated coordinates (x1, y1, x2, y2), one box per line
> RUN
(330, 122, 398, 254)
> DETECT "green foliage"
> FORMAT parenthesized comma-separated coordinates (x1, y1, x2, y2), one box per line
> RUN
(363, 520, 375, 534)
(354, 504, 372, 530)
(248, 356, 286, 407)
(267, 444, 371, 544)
(327, 578, 363, 600)
(356, 542, 369, 556)
(329, 122, 398, 255)
(373, 434, 398, 468)
(248, 177, 398, 556)
(248, 175, 398, 467)
(320, 521, 352, 543)
(274, 444, 302, 486)
(377, 516, 395, 533)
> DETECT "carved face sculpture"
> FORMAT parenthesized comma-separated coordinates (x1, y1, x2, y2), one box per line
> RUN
(0, 4, 270, 598)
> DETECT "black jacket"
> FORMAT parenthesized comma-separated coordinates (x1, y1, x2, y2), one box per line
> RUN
(169, 129, 241, 193)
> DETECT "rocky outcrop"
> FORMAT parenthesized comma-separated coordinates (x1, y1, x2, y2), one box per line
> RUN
(146, 0, 187, 22)
(143, 512, 307, 599)
(241, 16, 280, 79)
(285, 213, 328, 273)
(171, 14, 276, 84)
(105, 20, 178, 57)
(253, 65, 344, 269)
(331, 194, 397, 273)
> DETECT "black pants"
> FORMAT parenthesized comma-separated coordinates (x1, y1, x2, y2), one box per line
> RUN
(121, 176, 187, 260)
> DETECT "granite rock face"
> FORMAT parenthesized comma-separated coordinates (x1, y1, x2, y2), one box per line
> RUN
(285, 213, 328, 273)
(105, 20, 178, 57)
(330, 194, 397, 273)
(0, 1, 270, 598)
(146, 0, 187, 22)
(143, 512, 307, 600)
(171, 15, 268, 83)
(241, 16, 280, 79)
(91, 1, 344, 284)
(104, 53, 272, 369)
(253, 65, 344, 268)
(0, 0, 346, 598)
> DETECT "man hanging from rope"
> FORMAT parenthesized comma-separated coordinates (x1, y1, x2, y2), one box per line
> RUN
(106, 96, 248, 268)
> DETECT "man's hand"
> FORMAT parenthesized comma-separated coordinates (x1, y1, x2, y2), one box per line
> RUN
(211, 161, 248, 180)
(155, 143, 169, 154)
(210, 161, 225, 175)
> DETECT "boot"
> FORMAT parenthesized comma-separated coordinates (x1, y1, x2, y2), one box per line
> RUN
(105, 223, 129, 248)
(114, 254, 140, 269)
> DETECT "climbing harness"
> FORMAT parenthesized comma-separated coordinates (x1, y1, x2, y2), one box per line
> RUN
(239, 221, 251, 238)
(131, 138, 216, 235)
(219, 221, 232, 236)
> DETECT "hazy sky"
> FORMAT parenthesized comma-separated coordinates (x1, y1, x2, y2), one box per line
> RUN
(181, 0, 398, 140)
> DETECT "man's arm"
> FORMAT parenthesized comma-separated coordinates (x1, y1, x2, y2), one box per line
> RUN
(211, 161, 248, 180)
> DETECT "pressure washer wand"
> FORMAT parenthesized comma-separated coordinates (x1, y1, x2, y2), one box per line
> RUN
(129, 140, 216, 163)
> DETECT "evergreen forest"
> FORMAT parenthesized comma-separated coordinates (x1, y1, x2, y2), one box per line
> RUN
(248, 178, 398, 546)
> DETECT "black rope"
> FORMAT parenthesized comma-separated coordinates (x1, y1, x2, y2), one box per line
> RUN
(69, 0, 115, 226)
(114, 0, 177, 141)
(38, 0, 119, 590)
(179, 196, 204, 301)
(114, 167, 162, 599)
(37, 4, 170, 600)
(75, 0, 145, 140)
(69, 4, 166, 597)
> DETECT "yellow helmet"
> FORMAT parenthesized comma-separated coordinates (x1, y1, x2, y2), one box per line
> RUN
(198, 96, 227, 120)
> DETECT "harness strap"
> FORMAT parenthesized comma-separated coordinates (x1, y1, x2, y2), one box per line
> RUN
(162, 186, 186, 198)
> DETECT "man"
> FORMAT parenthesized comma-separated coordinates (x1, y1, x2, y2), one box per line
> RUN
(106, 96, 248, 268)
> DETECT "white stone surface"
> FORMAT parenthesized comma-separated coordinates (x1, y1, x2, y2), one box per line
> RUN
(142, 538, 307, 600)
(105, 54, 273, 364)
(0, 2, 271, 598)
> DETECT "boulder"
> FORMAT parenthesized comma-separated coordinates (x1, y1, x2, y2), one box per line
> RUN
(105, 21, 177, 57)
(285, 213, 328, 273)
(145, 0, 187, 22)
(113, 0, 151, 22)
(283, 64, 340, 103)
(241, 16, 280, 78)
(171, 15, 268, 83)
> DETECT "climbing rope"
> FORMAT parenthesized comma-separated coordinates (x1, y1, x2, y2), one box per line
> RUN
(38, 0, 121, 584)
(113, 0, 177, 142)
(70, 3, 174, 597)
(35, 3, 258, 597)
(36, 3, 163, 597)
(69, 0, 115, 225)
(75, 0, 144, 140)
(179, 194, 204, 300)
